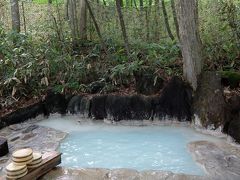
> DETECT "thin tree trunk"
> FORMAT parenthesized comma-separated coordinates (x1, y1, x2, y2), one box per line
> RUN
(133, 0, 138, 11)
(154, 0, 160, 41)
(65, 0, 69, 20)
(145, 8, 149, 41)
(170, 0, 180, 40)
(21, 1, 26, 34)
(79, 0, 87, 40)
(145, 0, 152, 42)
(116, 0, 130, 57)
(69, 0, 78, 46)
(119, 0, 123, 7)
(10, 0, 20, 33)
(126, 0, 129, 7)
(162, 0, 174, 40)
(84, 0, 106, 50)
(139, 0, 143, 11)
(176, 0, 203, 90)
(102, 0, 106, 5)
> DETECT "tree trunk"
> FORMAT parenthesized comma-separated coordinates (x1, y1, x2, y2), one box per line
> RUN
(10, 0, 20, 33)
(120, 0, 123, 7)
(102, 0, 106, 5)
(69, 0, 78, 47)
(65, 0, 69, 20)
(116, 0, 130, 57)
(21, 1, 26, 34)
(162, 0, 174, 41)
(170, 0, 179, 40)
(176, 0, 202, 90)
(145, 8, 149, 41)
(84, 0, 106, 50)
(79, 0, 87, 40)
(154, 0, 160, 41)
(139, 0, 143, 11)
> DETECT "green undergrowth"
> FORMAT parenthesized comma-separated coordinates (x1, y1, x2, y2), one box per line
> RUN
(0, 27, 182, 105)
(0, 24, 239, 107)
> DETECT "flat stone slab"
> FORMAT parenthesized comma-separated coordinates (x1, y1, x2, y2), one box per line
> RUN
(0, 119, 67, 176)
(40, 167, 204, 180)
(188, 141, 240, 180)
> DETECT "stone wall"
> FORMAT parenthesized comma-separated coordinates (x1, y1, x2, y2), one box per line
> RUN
(0, 77, 192, 128)
(1, 74, 240, 143)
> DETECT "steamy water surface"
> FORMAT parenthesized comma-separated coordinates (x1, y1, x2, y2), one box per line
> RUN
(38, 116, 221, 175)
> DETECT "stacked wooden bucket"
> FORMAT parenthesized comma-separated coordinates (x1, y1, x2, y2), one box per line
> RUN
(5, 148, 42, 179)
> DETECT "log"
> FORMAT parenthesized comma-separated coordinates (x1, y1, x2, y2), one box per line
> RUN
(0, 136, 9, 157)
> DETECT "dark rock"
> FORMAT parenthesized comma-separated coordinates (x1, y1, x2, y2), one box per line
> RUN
(22, 125, 39, 134)
(134, 69, 164, 95)
(154, 77, 192, 121)
(130, 95, 153, 120)
(105, 95, 153, 121)
(193, 72, 225, 128)
(105, 95, 132, 121)
(0, 102, 45, 128)
(0, 121, 4, 130)
(67, 96, 83, 114)
(90, 95, 107, 119)
(220, 71, 240, 88)
(0, 136, 9, 157)
(79, 97, 91, 118)
(228, 117, 240, 143)
(0, 91, 70, 130)
(228, 95, 240, 113)
(89, 81, 105, 94)
(65, 94, 74, 103)
(223, 95, 240, 142)
(43, 91, 68, 115)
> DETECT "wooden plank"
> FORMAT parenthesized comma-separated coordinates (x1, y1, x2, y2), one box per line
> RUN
(1, 151, 61, 180)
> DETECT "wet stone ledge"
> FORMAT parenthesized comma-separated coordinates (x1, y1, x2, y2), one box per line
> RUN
(0, 119, 67, 176)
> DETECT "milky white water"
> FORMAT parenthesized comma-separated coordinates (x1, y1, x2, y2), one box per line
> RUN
(38, 116, 221, 175)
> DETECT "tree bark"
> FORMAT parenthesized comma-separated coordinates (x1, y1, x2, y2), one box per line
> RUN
(154, 0, 160, 41)
(119, 0, 123, 7)
(79, 0, 87, 40)
(10, 0, 20, 33)
(176, 0, 202, 90)
(69, 0, 78, 46)
(65, 0, 69, 20)
(170, 0, 179, 40)
(162, 0, 174, 41)
(84, 0, 106, 50)
(139, 0, 143, 11)
(21, 1, 26, 34)
(116, 0, 130, 57)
